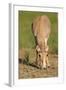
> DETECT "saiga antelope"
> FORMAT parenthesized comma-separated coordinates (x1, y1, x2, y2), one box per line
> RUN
(32, 15, 51, 69)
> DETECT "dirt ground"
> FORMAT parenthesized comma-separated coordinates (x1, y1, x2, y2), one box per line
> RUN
(18, 48, 58, 79)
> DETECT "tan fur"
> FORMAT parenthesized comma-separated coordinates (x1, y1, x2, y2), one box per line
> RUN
(32, 15, 51, 69)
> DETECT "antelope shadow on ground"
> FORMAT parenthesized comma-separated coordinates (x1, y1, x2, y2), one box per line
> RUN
(19, 58, 39, 69)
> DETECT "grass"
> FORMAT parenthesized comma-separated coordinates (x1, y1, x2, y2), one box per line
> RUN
(18, 11, 58, 54)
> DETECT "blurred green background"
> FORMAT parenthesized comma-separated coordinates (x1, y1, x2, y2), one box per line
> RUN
(19, 11, 58, 54)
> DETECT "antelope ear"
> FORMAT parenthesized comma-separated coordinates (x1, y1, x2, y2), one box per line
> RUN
(36, 45, 41, 52)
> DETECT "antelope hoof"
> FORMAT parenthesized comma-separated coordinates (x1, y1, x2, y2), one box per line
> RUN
(47, 64, 50, 68)
(47, 66, 50, 68)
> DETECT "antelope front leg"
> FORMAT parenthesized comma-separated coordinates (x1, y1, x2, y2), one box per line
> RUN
(36, 45, 41, 67)
(46, 53, 50, 68)
(45, 46, 50, 68)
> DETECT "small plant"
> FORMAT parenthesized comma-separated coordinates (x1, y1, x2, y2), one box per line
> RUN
(25, 51, 29, 65)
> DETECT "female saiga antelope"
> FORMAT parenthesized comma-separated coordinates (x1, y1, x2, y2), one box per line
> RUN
(32, 15, 51, 69)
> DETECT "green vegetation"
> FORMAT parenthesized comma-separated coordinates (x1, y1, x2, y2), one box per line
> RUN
(19, 11, 58, 54)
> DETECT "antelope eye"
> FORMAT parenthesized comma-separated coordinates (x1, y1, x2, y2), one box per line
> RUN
(39, 54, 41, 57)
(39, 53, 42, 57)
